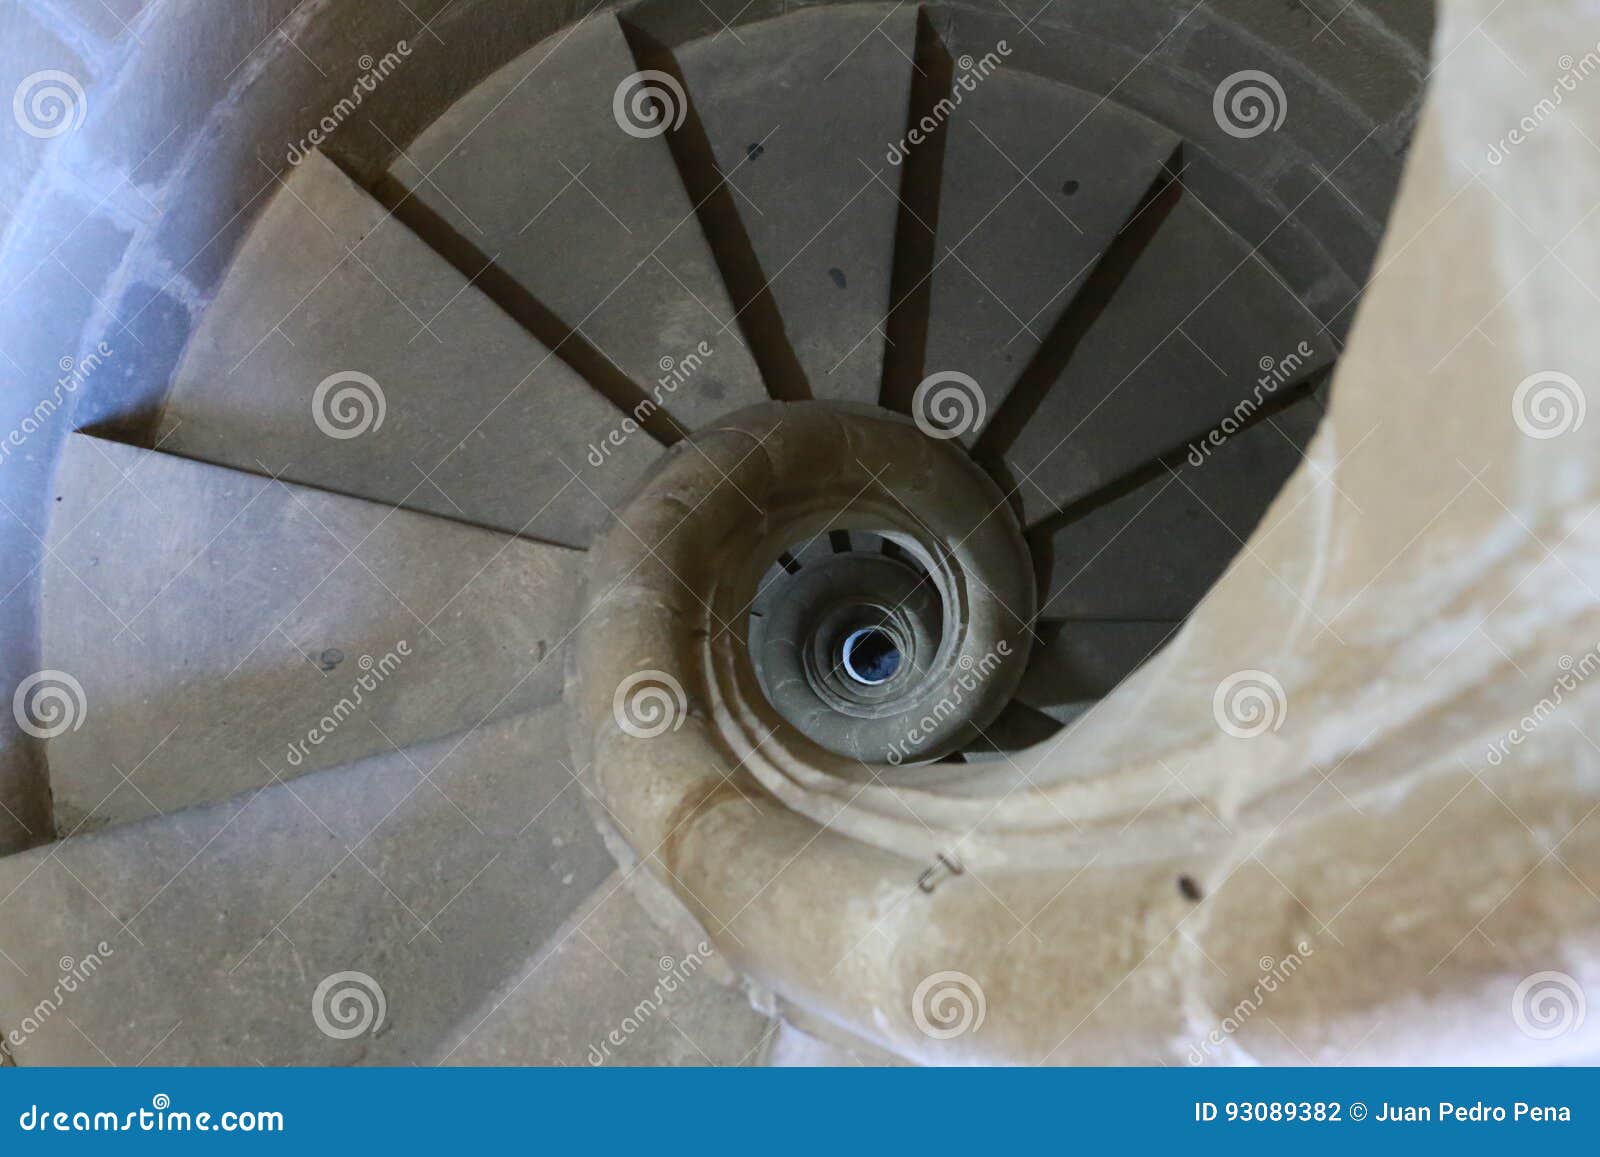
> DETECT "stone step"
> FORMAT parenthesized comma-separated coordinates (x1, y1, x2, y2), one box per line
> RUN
(1003, 197, 1337, 527)
(923, 71, 1179, 438)
(388, 13, 768, 429)
(1030, 393, 1324, 619)
(1016, 620, 1184, 725)
(157, 150, 657, 549)
(438, 868, 776, 1067)
(0, 706, 615, 1066)
(39, 434, 580, 832)
(670, 3, 918, 404)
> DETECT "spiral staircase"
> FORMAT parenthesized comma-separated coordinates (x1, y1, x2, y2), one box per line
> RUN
(0, 0, 1493, 1065)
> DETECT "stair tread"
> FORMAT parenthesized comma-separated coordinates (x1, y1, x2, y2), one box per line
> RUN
(1004, 197, 1337, 526)
(158, 150, 657, 549)
(1031, 397, 1323, 619)
(390, 14, 768, 428)
(0, 707, 615, 1065)
(440, 868, 775, 1066)
(674, 3, 918, 404)
(925, 71, 1179, 435)
(1017, 620, 1183, 718)
(40, 434, 580, 831)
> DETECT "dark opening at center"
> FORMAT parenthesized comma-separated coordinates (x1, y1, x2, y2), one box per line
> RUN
(841, 627, 902, 686)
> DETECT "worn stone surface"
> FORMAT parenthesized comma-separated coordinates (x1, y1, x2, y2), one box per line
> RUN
(1015, 620, 1181, 723)
(1005, 199, 1337, 528)
(392, 13, 768, 429)
(1031, 394, 1324, 619)
(39, 434, 582, 831)
(0, 705, 615, 1065)
(442, 869, 776, 1066)
(158, 151, 658, 549)
(674, 4, 917, 403)
(924, 71, 1177, 436)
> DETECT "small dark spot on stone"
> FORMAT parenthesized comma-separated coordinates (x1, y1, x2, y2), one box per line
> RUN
(746, 142, 764, 162)
(827, 267, 847, 289)
(317, 648, 345, 672)
(1061, 179, 1080, 196)
(1178, 874, 1203, 902)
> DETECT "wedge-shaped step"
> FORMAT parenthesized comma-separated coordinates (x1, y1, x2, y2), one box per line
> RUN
(672, 3, 918, 403)
(1001, 198, 1336, 526)
(1015, 620, 1182, 724)
(924, 74, 1178, 434)
(0, 707, 615, 1065)
(390, 14, 766, 428)
(1031, 396, 1323, 619)
(159, 150, 657, 548)
(39, 435, 580, 831)
(440, 869, 775, 1066)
